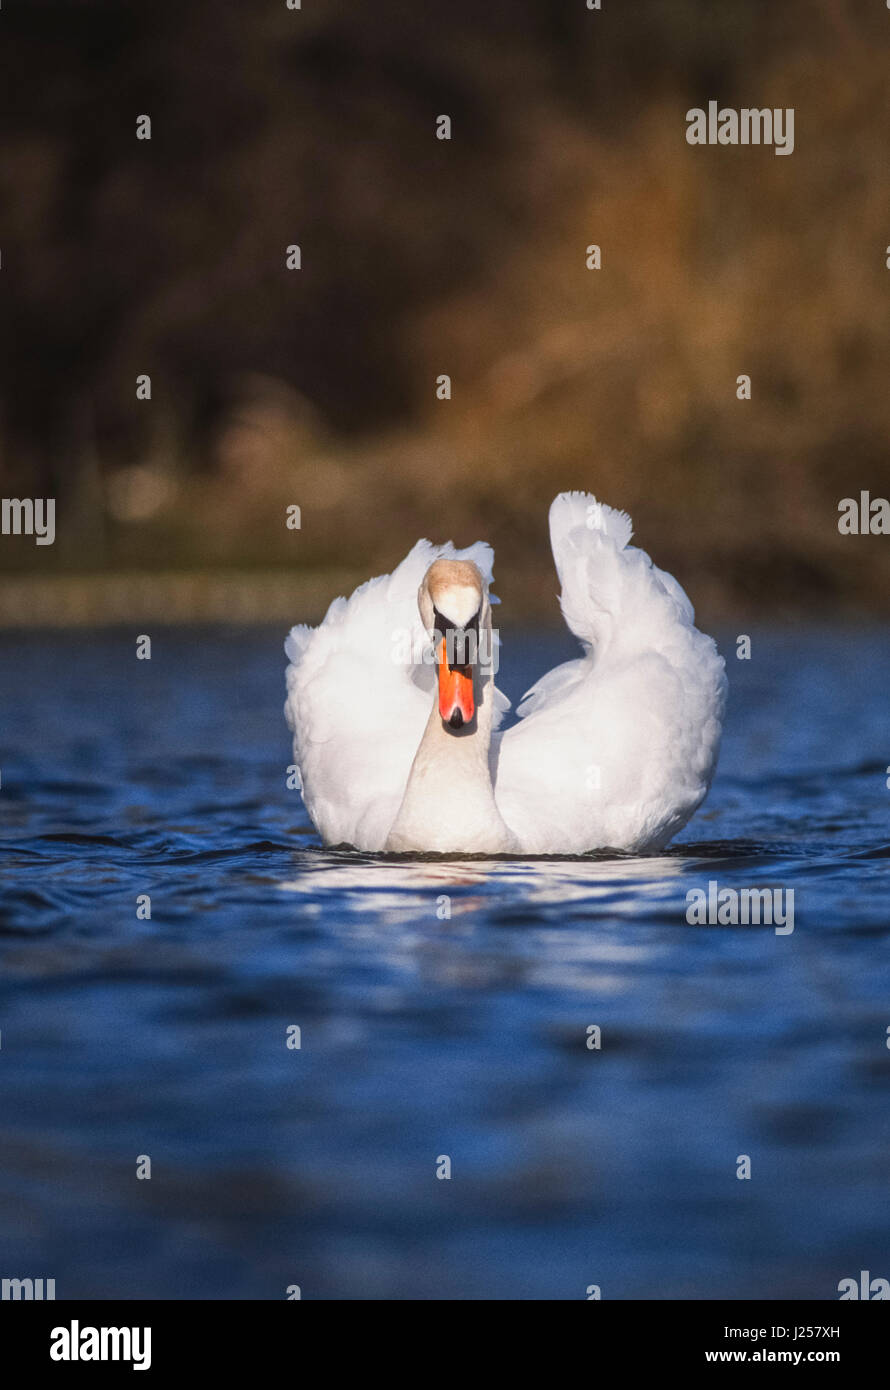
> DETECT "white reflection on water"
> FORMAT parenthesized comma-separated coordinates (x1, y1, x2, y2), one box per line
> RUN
(276, 852, 692, 991)
(278, 850, 688, 914)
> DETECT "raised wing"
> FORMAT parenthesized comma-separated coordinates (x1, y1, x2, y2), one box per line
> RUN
(493, 492, 726, 853)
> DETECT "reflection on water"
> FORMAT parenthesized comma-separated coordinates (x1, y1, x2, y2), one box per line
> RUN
(0, 626, 888, 1299)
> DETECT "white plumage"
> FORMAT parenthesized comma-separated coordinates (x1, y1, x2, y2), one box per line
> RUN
(285, 492, 726, 854)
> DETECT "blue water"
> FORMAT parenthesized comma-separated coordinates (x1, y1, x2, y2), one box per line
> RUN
(0, 625, 888, 1299)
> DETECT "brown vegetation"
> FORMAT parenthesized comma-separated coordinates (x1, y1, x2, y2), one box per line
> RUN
(1, 1, 888, 618)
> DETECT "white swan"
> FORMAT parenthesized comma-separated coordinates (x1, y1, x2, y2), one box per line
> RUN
(285, 491, 726, 855)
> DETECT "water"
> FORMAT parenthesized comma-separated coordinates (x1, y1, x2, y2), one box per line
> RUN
(0, 625, 887, 1300)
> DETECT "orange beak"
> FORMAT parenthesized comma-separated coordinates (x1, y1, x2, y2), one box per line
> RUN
(437, 637, 475, 728)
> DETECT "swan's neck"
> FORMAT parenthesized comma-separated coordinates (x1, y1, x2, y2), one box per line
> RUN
(385, 642, 515, 854)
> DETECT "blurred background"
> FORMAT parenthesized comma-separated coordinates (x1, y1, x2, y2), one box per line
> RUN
(1, 0, 889, 623)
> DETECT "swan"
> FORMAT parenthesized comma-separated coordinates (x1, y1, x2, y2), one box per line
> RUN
(284, 491, 726, 855)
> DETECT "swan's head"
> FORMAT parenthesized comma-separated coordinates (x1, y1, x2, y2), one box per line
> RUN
(419, 559, 484, 730)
